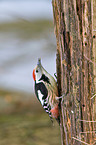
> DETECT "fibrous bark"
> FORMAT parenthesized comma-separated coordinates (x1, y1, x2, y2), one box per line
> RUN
(52, 0, 96, 144)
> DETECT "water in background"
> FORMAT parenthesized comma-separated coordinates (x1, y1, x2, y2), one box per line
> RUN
(0, 0, 57, 93)
(0, 0, 53, 22)
(0, 2, 61, 145)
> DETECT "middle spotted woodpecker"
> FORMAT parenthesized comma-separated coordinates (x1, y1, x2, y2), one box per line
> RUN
(32, 58, 60, 124)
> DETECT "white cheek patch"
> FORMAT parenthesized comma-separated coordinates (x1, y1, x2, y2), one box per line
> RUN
(38, 90, 44, 106)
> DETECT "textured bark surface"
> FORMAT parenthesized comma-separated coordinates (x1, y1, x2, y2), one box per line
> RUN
(52, 0, 96, 144)
(93, 0, 96, 141)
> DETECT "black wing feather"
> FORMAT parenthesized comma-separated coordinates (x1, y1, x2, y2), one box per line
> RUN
(35, 81, 53, 122)
(35, 82, 48, 100)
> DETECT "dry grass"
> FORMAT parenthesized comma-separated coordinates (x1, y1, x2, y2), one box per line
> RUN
(0, 90, 61, 145)
(0, 20, 53, 40)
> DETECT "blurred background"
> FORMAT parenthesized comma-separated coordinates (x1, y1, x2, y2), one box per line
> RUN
(0, 0, 61, 145)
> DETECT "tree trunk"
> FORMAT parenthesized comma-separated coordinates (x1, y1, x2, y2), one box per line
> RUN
(52, 0, 96, 144)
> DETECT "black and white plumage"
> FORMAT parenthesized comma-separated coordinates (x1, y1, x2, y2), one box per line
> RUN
(33, 58, 60, 124)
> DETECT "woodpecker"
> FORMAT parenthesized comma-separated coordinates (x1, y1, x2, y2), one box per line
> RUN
(32, 58, 60, 124)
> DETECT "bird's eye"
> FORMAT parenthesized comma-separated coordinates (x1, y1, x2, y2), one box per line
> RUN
(36, 70, 38, 73)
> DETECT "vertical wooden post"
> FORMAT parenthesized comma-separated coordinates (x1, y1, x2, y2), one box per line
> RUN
(93, 0, 96, 140)
(52, 0, 96, 144)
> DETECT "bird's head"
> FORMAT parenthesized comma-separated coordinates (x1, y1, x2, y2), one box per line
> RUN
(33, 58, 43, 82)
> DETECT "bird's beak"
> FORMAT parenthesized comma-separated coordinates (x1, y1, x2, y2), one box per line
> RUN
(37, 58, 41, 66)
(33, 69, 35, 81)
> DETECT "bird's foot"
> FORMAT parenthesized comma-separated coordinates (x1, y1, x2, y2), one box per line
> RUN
(54, 73, 57, 79)
(56, 92, 68, 100)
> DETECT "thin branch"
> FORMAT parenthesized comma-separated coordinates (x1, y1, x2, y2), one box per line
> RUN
(72, 137, 90, 145)
(84, 55, 94, 64)
(92, 141, 96, 145)
(80, 131, 96, 134)
(79, 120, 96, 123)
(90, 94, 96, 99)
